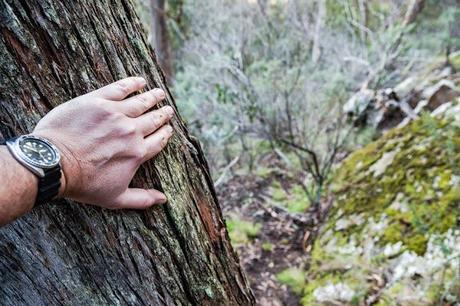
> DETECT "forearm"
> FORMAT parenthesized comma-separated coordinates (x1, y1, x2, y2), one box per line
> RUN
(0, 145, 38, 226)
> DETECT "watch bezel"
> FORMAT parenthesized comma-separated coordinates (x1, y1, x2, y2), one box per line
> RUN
(13, 135, 61, 169)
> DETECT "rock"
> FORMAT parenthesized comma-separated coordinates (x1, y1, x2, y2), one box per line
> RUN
(369, 149, 398, 177)
(421, 79, 460, 111)
(309, 109, 460, 305)
(394, 76, 417, 99)
(345, 57, 460, 131)
(343, 88, 374, 116)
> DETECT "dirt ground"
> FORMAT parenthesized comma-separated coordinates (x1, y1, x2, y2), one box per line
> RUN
(217, 171, 315, 306)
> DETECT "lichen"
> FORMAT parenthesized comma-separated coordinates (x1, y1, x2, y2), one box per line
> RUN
(328, 110, 460, 255)
(285, 101, 460, 305)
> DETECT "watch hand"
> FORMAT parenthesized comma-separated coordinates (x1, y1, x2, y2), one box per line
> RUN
(25, 146, 39, 153)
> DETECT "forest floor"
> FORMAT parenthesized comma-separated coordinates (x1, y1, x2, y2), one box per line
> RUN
(217, 155, 320, 306)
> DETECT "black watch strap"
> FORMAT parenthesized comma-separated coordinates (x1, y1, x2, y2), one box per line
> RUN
(1, 137, 61, 206)
(36, 167, 61, 205)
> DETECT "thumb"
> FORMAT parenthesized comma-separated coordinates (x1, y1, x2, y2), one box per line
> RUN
(113, 188, 167, 209)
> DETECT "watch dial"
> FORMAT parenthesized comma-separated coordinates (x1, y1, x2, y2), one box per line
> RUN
(19, 137, 58, 167)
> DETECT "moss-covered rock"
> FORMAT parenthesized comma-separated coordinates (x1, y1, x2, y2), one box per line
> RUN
(299, 100, 460, 305)
(329, 110, 460, 255)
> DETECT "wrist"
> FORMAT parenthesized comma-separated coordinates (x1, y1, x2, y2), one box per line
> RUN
(32, 131, 78, 199)
(0, 145, 38, 211)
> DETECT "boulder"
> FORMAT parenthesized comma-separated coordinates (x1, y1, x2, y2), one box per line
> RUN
(421, 79, 460, 111)
(305, 99, 460, 305)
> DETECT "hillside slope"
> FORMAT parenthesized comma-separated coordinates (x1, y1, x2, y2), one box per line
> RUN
(306, 99, 460, 305)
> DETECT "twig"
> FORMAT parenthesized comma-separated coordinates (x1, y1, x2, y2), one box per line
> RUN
(214, 155, 240, 187)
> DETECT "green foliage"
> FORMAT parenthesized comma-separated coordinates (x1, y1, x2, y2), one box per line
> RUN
(330, 113, 460, 254)
(270, 181, 310, 213)
(226, 217, 262, 246)
(276, 267, 306, 295)
(261, 242, 274, 252)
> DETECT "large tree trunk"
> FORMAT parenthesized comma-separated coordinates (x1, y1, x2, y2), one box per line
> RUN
(0, 0, 254, 305)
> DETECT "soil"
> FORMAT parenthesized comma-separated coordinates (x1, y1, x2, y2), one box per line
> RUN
(217, 171, 315, 306)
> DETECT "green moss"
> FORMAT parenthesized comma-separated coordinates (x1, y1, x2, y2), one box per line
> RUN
(449, 51, 460, 71)
(226, 217, 262, 246)
(276, 267, 306, 295)
(261, 242, 273, 252)
(327, 112, 460, 254)
(255, 166, 272, 179)
(270, 182, 310, 213)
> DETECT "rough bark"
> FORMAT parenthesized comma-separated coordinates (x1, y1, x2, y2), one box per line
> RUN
(0, 0, 254, 305)
(150, 0, 172, 81)
(403, 0, 426, 26)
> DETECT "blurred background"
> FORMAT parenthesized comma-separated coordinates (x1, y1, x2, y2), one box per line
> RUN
(135, 1, 460, 305)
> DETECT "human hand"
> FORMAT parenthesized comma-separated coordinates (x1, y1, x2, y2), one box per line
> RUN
(33, 77, 174, 209)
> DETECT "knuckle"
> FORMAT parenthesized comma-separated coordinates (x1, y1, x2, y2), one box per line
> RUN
(136, 95, 151, 110)
(118, 123, 137, 136)
(139, 196, 153, 208)
(132, 146, 146, 161)
(151, 116, 161, 129)
(116, 81, 131, 96)
(160, 133, 170, 148)
(109, 111, 124, 121)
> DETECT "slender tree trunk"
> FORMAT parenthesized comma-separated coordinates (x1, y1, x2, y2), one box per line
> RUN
(150, 0, 173, 82)
(0, 0, 254, 305)
(356, 0, 368, 42)
(403, 0, 426, 25)
(312, 0, 326, 64)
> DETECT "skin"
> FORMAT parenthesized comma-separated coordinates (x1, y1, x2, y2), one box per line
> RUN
(0, 77, 174, 226)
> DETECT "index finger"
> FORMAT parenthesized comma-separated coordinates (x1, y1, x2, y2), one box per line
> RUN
(88, 77, 147, 101)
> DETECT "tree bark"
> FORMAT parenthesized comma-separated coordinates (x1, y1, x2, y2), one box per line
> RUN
(150, 0, 172, 82)
(0, 0, 254, 305)
(403, 0, 426, 26)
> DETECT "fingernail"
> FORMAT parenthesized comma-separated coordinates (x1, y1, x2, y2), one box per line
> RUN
(165, 106, 174, 117)
(136, 77, 146, 85)
(166, 125, 173, 134)
(154, 88, 165, 99)
(157, 195, 168, 204)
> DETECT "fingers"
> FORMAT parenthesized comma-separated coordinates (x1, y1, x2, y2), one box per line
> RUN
(89, 77, 147, 101)
(112, 188, 167, 209)
(143, 124, 174, 162)
(136, 105, 174, 136)
(120, 88, 166, 117)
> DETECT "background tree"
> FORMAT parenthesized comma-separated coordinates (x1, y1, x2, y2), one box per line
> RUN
(150, 0, 173, 81)
(403, 0, 426, 26)
(0, 0, 254, 305)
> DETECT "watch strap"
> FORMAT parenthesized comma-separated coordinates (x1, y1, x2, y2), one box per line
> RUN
(36, 166, 61, 205)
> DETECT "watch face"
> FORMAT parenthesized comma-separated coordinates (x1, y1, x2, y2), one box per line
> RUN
(17, 136, 60, 168)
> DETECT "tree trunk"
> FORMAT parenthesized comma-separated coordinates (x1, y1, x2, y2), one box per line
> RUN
(312, 0, 326, 64)
(0, 0, 254, 305)
(403, 0, 426, 26)
(150, 0, 172, 82)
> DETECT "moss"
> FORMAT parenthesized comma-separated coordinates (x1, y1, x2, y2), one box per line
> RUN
(449, 51, 460, 71)
(255, 166, 273, 179)
(326, 113, 460, 255)
(226, 217, 262, 246)
(261, 242, 273, 252)
(270, 182, 310, 213)
(276, 267, 306, 295)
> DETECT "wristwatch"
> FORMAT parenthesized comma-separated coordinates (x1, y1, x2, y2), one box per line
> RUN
(3, 135, 62, 206)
